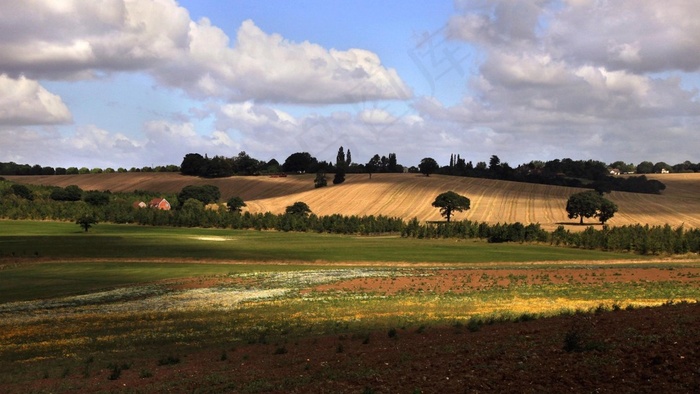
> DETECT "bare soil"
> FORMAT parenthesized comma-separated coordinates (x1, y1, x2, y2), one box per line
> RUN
(307, 267, 700, 295)
(8, 302, 699, 393)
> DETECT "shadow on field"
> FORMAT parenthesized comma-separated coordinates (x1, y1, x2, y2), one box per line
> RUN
(556, 222, 605, 227)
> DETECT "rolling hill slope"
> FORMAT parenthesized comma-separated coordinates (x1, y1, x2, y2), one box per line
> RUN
(7, 172, 700, 230)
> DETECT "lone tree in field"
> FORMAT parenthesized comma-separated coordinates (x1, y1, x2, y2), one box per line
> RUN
(566, 190, 618, 224)
(285, 201, 312, 217)
(432, 191, 471, 222)
(226, 196, 246, 213)
(76, 215, 98, 232)
(419, 157, 439, 177)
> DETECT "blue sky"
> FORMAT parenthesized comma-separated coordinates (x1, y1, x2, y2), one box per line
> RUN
(1, 1, 699, 169)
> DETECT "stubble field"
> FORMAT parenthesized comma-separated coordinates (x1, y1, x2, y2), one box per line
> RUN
(9, 172, 700, 230)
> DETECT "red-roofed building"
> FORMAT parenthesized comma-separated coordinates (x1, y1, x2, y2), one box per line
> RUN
(149, 198, 171, 210)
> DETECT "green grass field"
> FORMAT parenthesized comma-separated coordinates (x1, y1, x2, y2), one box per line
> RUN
(0, 220, 648, 303)
(1, 219, 643, 263)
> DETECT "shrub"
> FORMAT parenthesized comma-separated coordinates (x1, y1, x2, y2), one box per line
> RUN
(273, 346, 288, 355)
(157, 355, 180, 366)
(108, 366, 121, 380)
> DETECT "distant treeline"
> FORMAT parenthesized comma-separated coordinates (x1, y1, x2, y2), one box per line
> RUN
(436, 156, 667, 194)
(0, 161, 179, 176)
(1, 179, 698, 256)
(179, 152, 668, 194)
(1, 152, 685, 195)
(179, 151, 403, 178)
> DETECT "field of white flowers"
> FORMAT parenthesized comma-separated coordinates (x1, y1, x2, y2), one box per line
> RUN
(0, 268, 409, 325)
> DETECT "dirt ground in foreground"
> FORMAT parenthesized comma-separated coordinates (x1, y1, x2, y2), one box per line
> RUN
(8, 301, 699, 393)
(306, 267, 700, 295)
(4, 265, 700, 393)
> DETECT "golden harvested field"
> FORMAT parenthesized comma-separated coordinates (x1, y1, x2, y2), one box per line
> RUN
(8, 172, 700, 230)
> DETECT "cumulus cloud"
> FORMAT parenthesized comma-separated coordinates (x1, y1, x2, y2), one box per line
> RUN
(434, 0, 700, 164)
(173, 19, 412, 102)
(0, 75, 72, 125)
(549, 0, 700, 73)
(0, 1, 410, 104)
(449, 0, 546, 49)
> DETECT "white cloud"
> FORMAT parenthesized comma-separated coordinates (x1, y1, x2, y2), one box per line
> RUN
(0, 0, 191, 78)
(550, 0, 700, 73)
(359, 109, 397, 125)
(217, 101, 298, 130)
(142, 120, 241, 163)
(161, 19, 412, 102)
(0, 75, 72, 125)
(0, 1, 410, 104)
(429, 0, 700, 164)
(448, 1, 546, 48)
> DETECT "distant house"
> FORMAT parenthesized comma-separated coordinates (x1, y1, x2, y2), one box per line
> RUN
(660, 168, 670, 174)
(609, 168, 621, 176)
(132, 201, 147, 209)
(149, 198, 171, 210)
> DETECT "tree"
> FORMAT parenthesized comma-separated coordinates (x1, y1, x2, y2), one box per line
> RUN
(333, 146, 346, 184)
(266, 158, 281, 173)
(83, 190, 111, 206)
(76, 215, 98, 232)
(636, 161, 654, 174)
(206, 155, 233, 177)
(333, 168, 345, 184)
(285, 201, 311, 216)
(565, 190, 618, 225)
(181, 153, 207, 176)
(283, 152, 317, 173)
(226, 196, 246, 213)
(419, 157, 439, 177)
(234, 151, 262, 175)
(50, 185, 83, 201)
(597, 199, 618, 224)
(366, 154, 381, 179)
(314, 172, 327, 188)
(489, 155, 501, 171)
(177, 185, 221, 206)
(432, 191, 471, 222)
(566, 191, 601, 224)
(10, 184, 33, 200)
(388, 153, 398, 172)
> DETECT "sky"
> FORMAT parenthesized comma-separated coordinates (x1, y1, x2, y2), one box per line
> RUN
(1, 0, 699, 170)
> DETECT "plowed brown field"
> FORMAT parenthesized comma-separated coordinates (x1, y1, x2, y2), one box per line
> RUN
(9, 172, 700, 230)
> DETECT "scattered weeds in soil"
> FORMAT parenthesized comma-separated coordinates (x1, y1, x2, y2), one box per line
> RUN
(2, 261, 700, 392)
